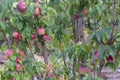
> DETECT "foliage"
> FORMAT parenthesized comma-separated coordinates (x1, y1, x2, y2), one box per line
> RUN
(0, 0, 120, 80)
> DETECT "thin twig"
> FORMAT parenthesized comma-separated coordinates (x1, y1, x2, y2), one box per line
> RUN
(52, 69, 59, 79)
(60, 40, 67, 66)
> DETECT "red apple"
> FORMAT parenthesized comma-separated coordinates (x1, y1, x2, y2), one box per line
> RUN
(94, 51, 99, 59)
(13, 32, 19, 38)
(5, 49, 14, 57)
(43, 34, 51, 41)
(34, 7, 42, 17)
(19, 50, 25, 56)
(16, 57, 21, 63)
(83, 8, 89, 15)
(48, 72, 55, 78)
(31, 34, 36, 40)
(106, 55, 115, 63)
(16, 63, 22, 71)
(37, 27, 45, 35)
(17, 0, 27, 13)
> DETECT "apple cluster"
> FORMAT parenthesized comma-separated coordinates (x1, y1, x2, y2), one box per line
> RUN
(5, 49, 25, 80)
(37, 27, 51, 41)
(17, 0, 43, 17)
(13, 32, 23, 43)
(16, 0, 51, 42)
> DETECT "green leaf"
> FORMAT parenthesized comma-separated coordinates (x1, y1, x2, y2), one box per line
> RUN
(1, 42, 7, 51)
(47, 7, 57, 17)
(0, 2, 2, 13)
(16, 74, 21, 80)
(66, 46, 74, 59)
(0, 22, 6, 30)
(18, 23, 23, 30)
(96, 4, 104, 16)
(99, 45, 104, 59)
(80, 43, 89, 54)
(10, 56, 16, 61)
(116, 37, 120, 42)
(118, 17, 120, 28)
(8, 60, 15, 71)
(75, 63, 80, 72)
(115, 32, 120, 42)
(22, 27, 31, 39)
(116, 43, 120, 51)
(89, 6, 97, 17)
(95, 30, 102, 42)
(116, 33, 120, 37)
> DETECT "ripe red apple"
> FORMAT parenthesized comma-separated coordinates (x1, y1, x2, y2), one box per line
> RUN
(94, 51, 99, 59)
(48, 72, 55, 78)
(37, 27, 45, 35)
(19, 50, 25, 56)
(16, 57, 21, 63)
(106, 55, 115, 63)
(31, 34, 36, 40)
(16, 63, 22, 71)
(13, 32, 19, 38)
(83, 8, 89, 15)
(17, 0, 27, 13)
(5, 49, 14, 58)
(34, 7, 42, 17)
(43, 34, 51, 41)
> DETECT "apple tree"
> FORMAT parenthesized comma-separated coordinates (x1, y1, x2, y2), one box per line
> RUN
(0, 0, 120, 80)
